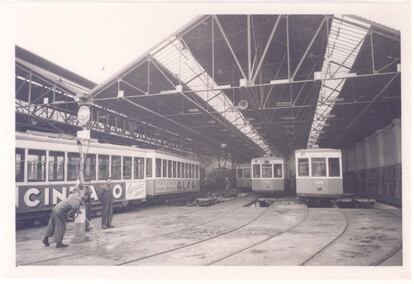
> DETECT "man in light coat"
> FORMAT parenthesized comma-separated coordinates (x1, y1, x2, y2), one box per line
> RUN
(42, 191, 90, 248)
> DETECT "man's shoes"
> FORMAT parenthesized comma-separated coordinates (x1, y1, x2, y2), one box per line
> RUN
(85, 227, 91, 232)
(102, 226, 107, 229)
(56, 243, 68, 248)
(107, 225, 114, 228)
(42, 237, 49, 247)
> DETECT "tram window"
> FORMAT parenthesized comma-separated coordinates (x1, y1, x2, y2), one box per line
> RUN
(15, 148, 25, 182)
(27, 150, 46, 182)
(167, 160, 172, 178)
(177, 162, 181, 178)
(195, 165, 199, 179)
(84, 154, 96, 180)
(298, 158, 309, 177)
(67, 153, 80, 181)
(155, 158, 161, 178)
(111, 156, 121, 180)
(48, 151, 65, 181)
(328, 158, 340, 177)
(162, 159, 167, 178)
(253, 164, 260, 178)
(237, 169, 243, 179)
(243, 168, 251, 178)
(146, 158, 152, 178)
(262, 164, 272, 178)
(311, 158, 327, 177)
(123, 157, 132, 179)
(172, 161, 177, 178)
(274, 164, 282, 178)
(98, 155, 109, 180)
(134, 157, 144, 179)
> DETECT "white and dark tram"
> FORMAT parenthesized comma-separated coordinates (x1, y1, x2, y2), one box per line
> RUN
(15, 131, 200, 223)
(236, 163, 252, 191)
(295, 148, 343, 201)
(251, 157, 285, 194)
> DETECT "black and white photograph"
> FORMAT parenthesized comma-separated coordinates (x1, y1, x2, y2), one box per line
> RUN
(0, 0, 411, 281)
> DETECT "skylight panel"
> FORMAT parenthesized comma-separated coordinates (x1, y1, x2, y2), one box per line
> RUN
(307, 15, 370, 148)
(150, 36, 271, 154)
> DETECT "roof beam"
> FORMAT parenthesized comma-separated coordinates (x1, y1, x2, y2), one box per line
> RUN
(291, 16, 328, 80)
(213, 15, 248, 81)
(252, 15, 282, 82)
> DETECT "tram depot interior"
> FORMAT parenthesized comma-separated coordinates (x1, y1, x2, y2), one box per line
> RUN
(14, 14, 404, 267)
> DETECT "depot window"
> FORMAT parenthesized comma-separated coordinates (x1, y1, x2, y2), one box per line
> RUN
(111, 156, 121, 180)
(328, 158, 340, 177)
(27, 150, 46, 182)
(134, 157, 144, 179)
(253, 164, 260, 178)
(15, 148, 25, 182)
(274, 164, 282, 178)
(237, 168, 243, 179)
(243, 168, 251, 179)
(195, 165, 199, 179)
(181, 163, 185, 178)
(146, 158, 152, 178)
(189, 164, 193, 179)
(48, 151, 65, 181)
(311, 158, 327, 177)
(98, 155, 109, 180)
(123, 157, 132, 179)
(172, 161, 177, 178)
(184, 163, 188, 179)
(298, 158, 309, 177)
(155, 158, 161, 178)
(167, 160, 172, 178)
(84, 154, 96, 181)
(262, 164, 272, 178)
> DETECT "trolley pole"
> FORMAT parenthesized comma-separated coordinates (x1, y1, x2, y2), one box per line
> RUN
(72, 94, 91, 243)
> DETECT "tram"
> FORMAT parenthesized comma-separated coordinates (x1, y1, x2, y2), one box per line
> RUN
(295, 148, 343, 200)
(251, 157, 285, 194)
(236, 163, 252, 191)
(15, 131, 200, 223)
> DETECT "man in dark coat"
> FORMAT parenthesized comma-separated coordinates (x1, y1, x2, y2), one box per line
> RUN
(100, 177, 114, 229)
(84, 183, 93, 232)
(42, 191, 90, 248)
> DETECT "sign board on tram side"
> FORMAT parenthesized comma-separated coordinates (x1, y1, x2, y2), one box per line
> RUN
(16, 182, 146, 212)
(154, 179, 199, 194)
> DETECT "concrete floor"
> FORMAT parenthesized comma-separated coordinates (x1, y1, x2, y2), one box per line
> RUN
(16, 195, 402, 266)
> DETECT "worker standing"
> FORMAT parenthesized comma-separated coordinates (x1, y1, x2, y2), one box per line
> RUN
(42, 191, 90, 248)
(84, 183, 93, 232)
(100, 177, 114, 229)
